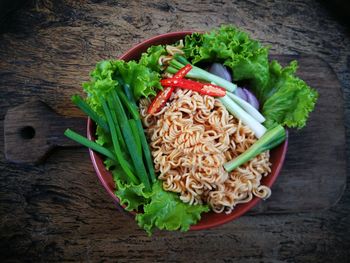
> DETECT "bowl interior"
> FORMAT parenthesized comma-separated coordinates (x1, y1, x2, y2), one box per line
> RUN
(87, 31, 289, 230)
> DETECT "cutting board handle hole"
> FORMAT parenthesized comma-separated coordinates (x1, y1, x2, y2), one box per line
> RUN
(20, 126, 36, 140)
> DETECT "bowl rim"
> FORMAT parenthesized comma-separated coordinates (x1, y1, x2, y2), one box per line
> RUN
(87, 31, 289, 231)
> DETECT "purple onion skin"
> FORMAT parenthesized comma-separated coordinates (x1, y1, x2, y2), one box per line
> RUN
(235, 87, 248, 101)
(243, 88, 259, 109)
(235, 87, 260, 110)
(208, 63, 232, 82)
(207, 63, 259, 109)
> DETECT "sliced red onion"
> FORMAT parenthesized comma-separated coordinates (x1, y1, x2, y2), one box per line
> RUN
(235, 87, 248, 101)
(243, 88, 259, 110)
(208, 63, 232, 82)
(207, 63, 259, 109)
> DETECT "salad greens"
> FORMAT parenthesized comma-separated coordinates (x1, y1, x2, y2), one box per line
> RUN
(83, 60, 162, 116)
(68, 58, 209, 235)
(262, 61, 318, 128)
(183, 26, 270, 93)
(65, 25, 318, 235)
(183, 25, 318, 129)
(136, 181, 209, 233)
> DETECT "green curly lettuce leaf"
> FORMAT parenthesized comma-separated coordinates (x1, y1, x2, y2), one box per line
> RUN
(112, 173, 209, 234)
(184, 25, 270, 92)
(262, 60, 318, 128)
(139, 45, 167, 73)
(83, 59, 162, 116)
(184, 25, 318, 129)
(136, 181, 209, 235)
(95, 126, 112, 148)
(115, 180, 152, 211)
(111, 60, 162, 99)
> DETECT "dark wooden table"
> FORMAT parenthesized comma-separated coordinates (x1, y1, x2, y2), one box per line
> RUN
(1, 0, 349, 262)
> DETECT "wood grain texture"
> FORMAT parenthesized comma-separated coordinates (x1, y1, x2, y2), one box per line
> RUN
(250, 54, 346, 214)
(0, 0, 349, 262)
(4, 100, 86, 164)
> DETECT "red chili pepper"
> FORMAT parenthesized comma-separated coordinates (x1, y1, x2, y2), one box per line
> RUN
(160, 78, 226, 97)
(173, 64, 192, 79)
(147, 87, 174, 114)
(147, 64, 192, 114)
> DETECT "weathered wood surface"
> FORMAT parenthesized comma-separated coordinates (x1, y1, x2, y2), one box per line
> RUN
(251, 54, 346, 214)
(4, 100, 86, 164)
(0, 0, 349, 262)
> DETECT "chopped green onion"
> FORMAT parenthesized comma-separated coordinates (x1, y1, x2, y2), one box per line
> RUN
(64, 129, 116, 161)
(111, 91, 151, 191)
(168, 55, 237, 92)
(122, 82, 136, 103)
(136, 120, 156, 182)
(224, 125, 286, 172)
(102, 99, 139, 185)
(226, 92, 266, 123)
(117, 89, 140, 120)
(166, 66, 178, 74)
(129, 119, 142, 156)
(107, 98, 127, 152)
(71, 95, 109, 132)
(174, 54, 191, 65)
(119, 83, 157, 183)
(219, 95, 267, 138)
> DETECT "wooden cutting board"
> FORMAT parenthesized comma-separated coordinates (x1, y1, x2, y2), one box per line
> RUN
(3, 54, 347, 214)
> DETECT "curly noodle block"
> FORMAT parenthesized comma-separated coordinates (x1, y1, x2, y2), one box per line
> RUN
(140, 89, 271, 213)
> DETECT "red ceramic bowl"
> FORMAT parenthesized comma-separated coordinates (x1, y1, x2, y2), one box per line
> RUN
(87, 31, 289, 230)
